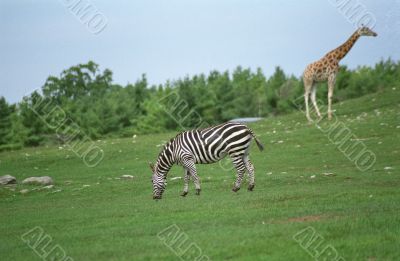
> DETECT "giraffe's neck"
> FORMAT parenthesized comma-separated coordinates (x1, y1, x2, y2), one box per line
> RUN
(330, 31, 361, 61)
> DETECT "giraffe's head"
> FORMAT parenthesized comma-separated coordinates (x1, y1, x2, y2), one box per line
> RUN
(357, 26, 377, 37)
(150, 162, 166, 199)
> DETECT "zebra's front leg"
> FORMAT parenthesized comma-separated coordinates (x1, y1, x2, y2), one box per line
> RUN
(232, 157, 246, 192)
(181, 169, 190, 197)
(183, 158, 201, 195)
(193, 173, 201, 195)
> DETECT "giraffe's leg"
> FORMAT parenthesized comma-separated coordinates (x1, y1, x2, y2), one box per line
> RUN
(327, 75, 336, 120)
(231, 156, 247, 192)
(310, 84, 322, 119)
(304, 78, 313, 122)
(182, 158, 201, 195)
(180, 168, 190, 197)
(244, 156, 255, 191)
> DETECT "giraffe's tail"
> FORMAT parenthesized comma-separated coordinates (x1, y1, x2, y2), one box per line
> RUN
(248, 128, 264, 151)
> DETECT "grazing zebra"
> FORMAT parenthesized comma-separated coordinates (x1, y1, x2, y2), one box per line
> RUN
(150, 122, 264, 199)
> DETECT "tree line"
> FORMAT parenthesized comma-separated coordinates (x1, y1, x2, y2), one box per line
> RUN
(0, 59, 399, 151)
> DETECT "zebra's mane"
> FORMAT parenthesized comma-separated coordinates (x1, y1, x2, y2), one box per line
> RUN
(155, 136, 176, 167)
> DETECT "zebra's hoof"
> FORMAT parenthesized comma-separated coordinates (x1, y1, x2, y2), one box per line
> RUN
(232, 187, 240, 192)
(180, 191, 188, 197)
(195, 189, 201, 195)
(248, 184, 255, 191)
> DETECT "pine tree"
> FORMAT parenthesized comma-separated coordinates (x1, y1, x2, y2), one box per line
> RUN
(0, 97, 12, 145)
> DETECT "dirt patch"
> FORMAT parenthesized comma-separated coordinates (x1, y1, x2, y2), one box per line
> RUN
(270, 214, 328, 224)
(287, 215, 324, 223)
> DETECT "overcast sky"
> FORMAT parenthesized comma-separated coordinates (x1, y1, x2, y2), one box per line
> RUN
(1, 0, 399, 103)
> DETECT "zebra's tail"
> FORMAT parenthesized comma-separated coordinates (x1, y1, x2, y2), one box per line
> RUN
(248, 128, 264, 151)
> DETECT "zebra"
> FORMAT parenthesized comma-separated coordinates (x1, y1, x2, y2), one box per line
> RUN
(150, 121, 264, 199)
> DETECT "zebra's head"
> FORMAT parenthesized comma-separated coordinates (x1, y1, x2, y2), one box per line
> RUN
(150, 162, 166, 199)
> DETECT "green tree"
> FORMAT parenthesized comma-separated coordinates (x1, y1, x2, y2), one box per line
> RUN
(265, 66, 287, 115)
(0, 97, 13, 145)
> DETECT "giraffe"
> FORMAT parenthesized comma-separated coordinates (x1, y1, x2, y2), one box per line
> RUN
(303, 26, 377, 122)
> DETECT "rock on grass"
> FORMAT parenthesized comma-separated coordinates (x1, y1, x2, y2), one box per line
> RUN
(22, 176, 53, 186)
(0, 175, 16, 185)
(120, 175, 134, 179)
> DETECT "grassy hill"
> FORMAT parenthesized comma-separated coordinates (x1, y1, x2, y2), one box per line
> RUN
(1, 87, 399, 260)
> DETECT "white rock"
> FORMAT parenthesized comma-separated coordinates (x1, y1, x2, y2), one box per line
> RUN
(310, 175, 316, 179)
(20, 189, 29, 194)
(22, 176, 53, 186)
(0, 175, 17, 185)
(43, 185, 54, 189)
(384, 167, 393, 170)
(121, 175, 134, 179)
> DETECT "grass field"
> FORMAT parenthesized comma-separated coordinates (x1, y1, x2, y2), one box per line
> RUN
(1, 88, 399, 260)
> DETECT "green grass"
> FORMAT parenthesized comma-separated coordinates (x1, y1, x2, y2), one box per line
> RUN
(1, 88, 399, 260)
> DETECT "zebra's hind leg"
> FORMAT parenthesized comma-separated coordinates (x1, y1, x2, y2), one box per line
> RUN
(181, 169, 190, 197)
(231, 156, 246, 192)
(244, 156, 255, 191)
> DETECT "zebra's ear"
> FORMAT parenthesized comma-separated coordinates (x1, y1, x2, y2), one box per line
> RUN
(149, 162, 154, 172)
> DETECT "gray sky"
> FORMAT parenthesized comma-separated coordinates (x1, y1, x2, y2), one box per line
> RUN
(1, 0, 399, 103)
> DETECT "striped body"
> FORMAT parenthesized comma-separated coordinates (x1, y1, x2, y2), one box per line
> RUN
(151, 122, 264, 199)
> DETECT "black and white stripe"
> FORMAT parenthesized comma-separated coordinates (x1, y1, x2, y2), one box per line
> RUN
(150, 122, 264, 199)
